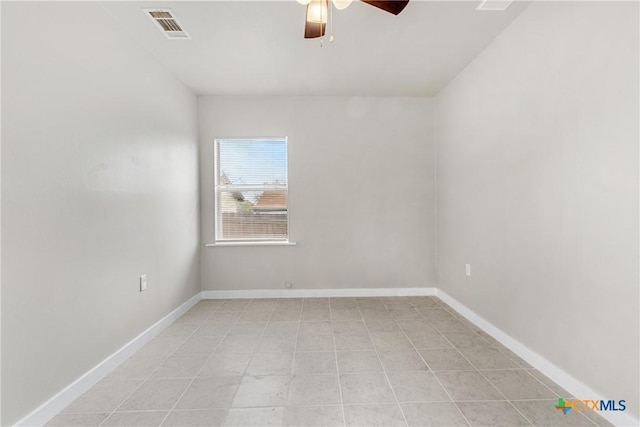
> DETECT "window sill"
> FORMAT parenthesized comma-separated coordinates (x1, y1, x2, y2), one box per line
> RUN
(205, 241, 297, 247)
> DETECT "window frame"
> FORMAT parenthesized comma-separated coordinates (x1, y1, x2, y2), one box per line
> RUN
(213, 137, 291, 245)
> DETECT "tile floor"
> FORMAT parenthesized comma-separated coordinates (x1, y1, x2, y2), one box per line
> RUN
(46, 297, 613, 427)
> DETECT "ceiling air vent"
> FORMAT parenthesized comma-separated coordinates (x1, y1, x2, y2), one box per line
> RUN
(144, 9, 190, 39)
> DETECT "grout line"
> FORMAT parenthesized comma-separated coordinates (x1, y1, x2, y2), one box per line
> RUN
(397, 301, 474, 427)
(155, 299, 255, 427)
(328, 298, 348, 427)
(96, 302, 221, 426)
(72, 296, 599, 427)
(357, 299, 411, 427)
(419, 299, 538, 426)
(437, 333, 536, 427)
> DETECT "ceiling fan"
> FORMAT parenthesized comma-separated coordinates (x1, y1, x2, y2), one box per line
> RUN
(297, 0, 410, 40)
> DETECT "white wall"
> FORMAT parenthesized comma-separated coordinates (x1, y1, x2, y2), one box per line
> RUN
(436, 0, 639, 419)
(200, 96, 435, 291)
(1, 3, 200, 425)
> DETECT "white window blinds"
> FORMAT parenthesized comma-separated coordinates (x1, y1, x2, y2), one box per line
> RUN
(215, 138, 288, 242)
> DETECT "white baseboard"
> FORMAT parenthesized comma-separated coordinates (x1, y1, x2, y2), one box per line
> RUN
(201, 287, 437, 299)
(15, 287, 638, 427)
(14, 292, 202, 427)
(436, 289, 639, 427)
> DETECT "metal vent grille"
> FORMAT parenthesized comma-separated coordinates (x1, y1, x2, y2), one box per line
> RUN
(144, 9, 190, 39)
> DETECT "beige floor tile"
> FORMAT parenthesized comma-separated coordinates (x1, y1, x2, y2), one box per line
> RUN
(257, 335, 296, 353)
(301, 309, 331, 321)
(175, 336, 222, 355)
(247, 352, 294, 376)
(401, 402, 468, 427)
(218, 300, 251, 311)
(283, 405, 344, 427)
(118, 378, 190, 411)
(45, 413, 109, 426)
(298, 321, 333, 335)
(50, 297, 587, 427)
(269, 310, 302, 322)
(303, 298, 330, 309)
(223, 407, 284, 426)
(296, 334, 335, 352)
(369, 332, 415, 350)
(263, 322, 299, 338)
(136, 337, 185, 359)
(388, 308, 423, 320)
(199, 353, 251, 377)
(343, 404, 406, 427)
(209, 311, 243, 322)
(434, 371, 503, 401)
(458, 347, 520, 370)
(62, 380, 142, 413)
(334, 333, 374, 350)
(175, 376, 242, 409)
(232, 375, 290, 407)
(405, 331, 453, 350)
(159, 322, 201, 337)
(418, 348, 474, 371)
(527, 369, 572, 398)
(330, 298, 358, 309)
(337, 350, 383, 373)
(482, 370, 557, 399)
(238, 311, 273, 323)
(498, 347, 534, 368)
(365, 319, 402, 333)
(216, 335, 259, 353)
(395, 319, 436, 332)
(106, 354, 166, 380)
(360, 310, 393, 320)
(102, 411, 168, 427)
(287, 375, 341, 406)
(293, 352, 337, 374)
(229, 322, 266, 335)
(152, 355, 208, 379)
(332, 321, 368, 335)
(512, 400, 594, 426)
(331, 309, 362, 321)
(339, 373, 395, 404)
(386, 371, 450, 403)
(378, 350, 428, 371)
(430, 318, 476, 333)
(276, 298, 303, 307)
(457, 401, 530, 426)
(162, 409, 228, 427)
(194, 321, 234, 337)
(441, 331, 493, 348)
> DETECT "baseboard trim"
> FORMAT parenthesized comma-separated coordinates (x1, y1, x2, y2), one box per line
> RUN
(201, 287, 437, 299)
(14, 292, 202, 427)
(436, 289, 639, 427)
(14, 287, 637, 427)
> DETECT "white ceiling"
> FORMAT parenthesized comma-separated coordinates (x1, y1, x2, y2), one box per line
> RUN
(100, 1, 529, 96)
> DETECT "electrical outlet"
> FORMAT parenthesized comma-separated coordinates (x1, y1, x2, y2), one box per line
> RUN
(140, 275, 147, 292)
(465, 264, 471, 277)
(285, 282, 293, 289)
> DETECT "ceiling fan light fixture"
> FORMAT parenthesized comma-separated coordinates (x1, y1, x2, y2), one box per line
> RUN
(306, 0, 328, 23)
(332, 0, 353, 10)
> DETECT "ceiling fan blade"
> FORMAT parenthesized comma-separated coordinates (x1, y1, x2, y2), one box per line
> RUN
(304, 2, 326, 38)
(360, 0, 410, 15)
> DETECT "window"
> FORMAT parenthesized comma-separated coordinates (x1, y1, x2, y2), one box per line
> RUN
(214, 138, 289, 243)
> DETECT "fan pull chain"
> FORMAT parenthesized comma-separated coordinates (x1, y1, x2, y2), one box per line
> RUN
(329, 1, 335, 43)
